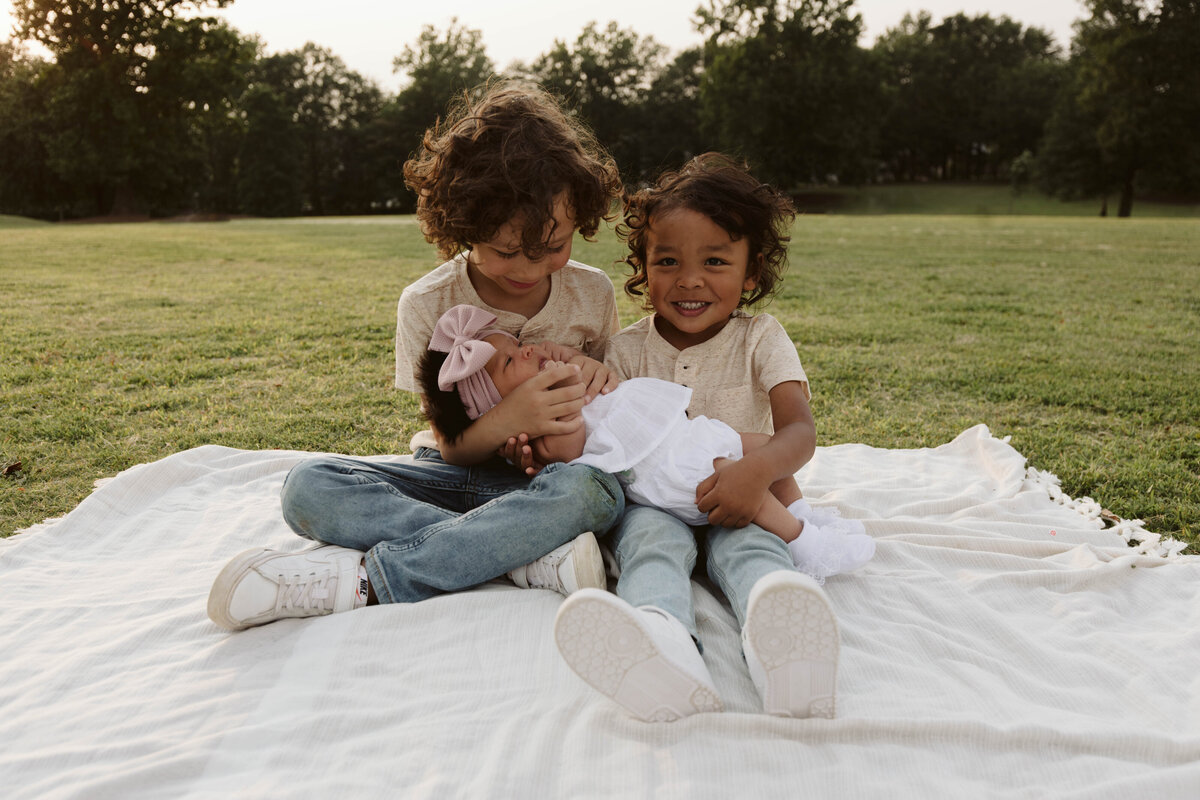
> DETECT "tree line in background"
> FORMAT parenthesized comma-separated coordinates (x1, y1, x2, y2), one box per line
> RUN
(1, 0, 1197, 220)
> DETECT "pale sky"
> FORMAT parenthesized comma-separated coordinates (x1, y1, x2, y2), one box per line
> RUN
(3, 0, 1085, 92)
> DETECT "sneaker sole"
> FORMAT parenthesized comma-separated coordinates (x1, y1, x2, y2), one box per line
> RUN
(744, 573, 839, 718)
(206, 547, 278, 631)
(555, 590, 723, 722)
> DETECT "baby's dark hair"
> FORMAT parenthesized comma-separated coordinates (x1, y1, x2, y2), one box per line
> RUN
(618, 152, 796, 308)
(403, 80, 622, 260)
(416, 349, 474, 445)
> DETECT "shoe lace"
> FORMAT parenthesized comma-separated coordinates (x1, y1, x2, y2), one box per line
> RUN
(275, 570, 335, 614)
(522, 550, 566, 591)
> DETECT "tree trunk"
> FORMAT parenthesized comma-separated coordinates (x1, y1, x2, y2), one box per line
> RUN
(1117, 169, 1135, 217)
(1099, 195, 1108, 217)
(110, 181, 138, 217)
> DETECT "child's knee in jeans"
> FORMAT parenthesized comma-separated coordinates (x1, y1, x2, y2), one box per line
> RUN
(615, 507, 698, 568)
(544, 463, 624, 527)
(280, 458, 340, 537)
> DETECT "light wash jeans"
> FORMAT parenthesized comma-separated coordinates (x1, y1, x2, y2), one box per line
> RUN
(280, 448, 624, 603)
(609, 504, 793, 645)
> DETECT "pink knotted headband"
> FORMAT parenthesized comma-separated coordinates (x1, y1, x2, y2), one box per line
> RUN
(429, 305, 517, 420)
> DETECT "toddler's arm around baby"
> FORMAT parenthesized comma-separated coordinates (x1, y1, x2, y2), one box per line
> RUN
(438, 363, 588, 465)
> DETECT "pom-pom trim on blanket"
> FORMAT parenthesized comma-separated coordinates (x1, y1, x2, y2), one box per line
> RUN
(1022, 466, 1188, 559)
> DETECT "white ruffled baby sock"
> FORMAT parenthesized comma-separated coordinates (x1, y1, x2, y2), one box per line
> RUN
(786, 499, 875, 584)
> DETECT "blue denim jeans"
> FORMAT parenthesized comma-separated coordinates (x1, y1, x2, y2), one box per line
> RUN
(280, 448, 624, 603)
(609, 504, 793, 644)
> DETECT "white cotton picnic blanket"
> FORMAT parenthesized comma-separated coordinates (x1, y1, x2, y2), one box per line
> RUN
(2, 425, 1197, 799)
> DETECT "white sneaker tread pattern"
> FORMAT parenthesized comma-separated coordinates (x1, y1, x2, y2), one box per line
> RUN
(745, 580, 839, 719)
(555, 592, 723, 722)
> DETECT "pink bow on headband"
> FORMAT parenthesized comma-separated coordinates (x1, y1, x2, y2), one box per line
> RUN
(429, 305, 516, 419)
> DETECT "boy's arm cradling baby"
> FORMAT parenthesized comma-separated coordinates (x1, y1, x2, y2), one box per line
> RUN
(436, 363, 587, 465)
(498, 348, 616, 472)
(419, 310, 596, 473)
(526, 360, 589, 467)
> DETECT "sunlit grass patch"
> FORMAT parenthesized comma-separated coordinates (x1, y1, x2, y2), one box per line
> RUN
(3, 214, 1197, 547)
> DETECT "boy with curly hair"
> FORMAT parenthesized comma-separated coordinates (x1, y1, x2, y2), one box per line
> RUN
(207, 81, 626, 630)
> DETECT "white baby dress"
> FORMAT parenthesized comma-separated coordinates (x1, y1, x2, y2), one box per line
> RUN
(572, 378, 743, 526)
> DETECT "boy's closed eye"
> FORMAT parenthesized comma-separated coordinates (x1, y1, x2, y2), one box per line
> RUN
(497, 240, 568, 261)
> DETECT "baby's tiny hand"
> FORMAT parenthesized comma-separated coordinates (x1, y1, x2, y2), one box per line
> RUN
(497, 433, 530, 465)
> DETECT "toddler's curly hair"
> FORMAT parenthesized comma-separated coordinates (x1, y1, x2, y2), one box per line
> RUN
(618, 152, 796, 308)
(404, 80, 622, 260)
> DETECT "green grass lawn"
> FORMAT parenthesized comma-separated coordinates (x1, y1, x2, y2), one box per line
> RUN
(801, 183, 1200, 217)
(2, 213, 1197, 548)
(0, 214, 51, 228)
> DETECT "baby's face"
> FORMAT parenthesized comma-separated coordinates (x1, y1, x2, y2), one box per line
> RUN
(484, 334, 550, 397)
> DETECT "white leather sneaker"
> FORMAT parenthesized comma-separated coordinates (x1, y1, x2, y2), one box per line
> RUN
(507, 531, 606, 595)
(743, 570, 840, 718)
(554, 588, 723, 722)
(207, 544, 367, 631)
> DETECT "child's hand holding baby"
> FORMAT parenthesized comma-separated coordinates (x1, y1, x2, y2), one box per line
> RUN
(497, 359, 582, 474)
(499, 353, 617, 475)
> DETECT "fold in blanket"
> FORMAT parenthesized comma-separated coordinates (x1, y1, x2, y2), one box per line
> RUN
(3, 425, 1197, 799)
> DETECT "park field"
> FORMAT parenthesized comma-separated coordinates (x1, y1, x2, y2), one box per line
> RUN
(822, 183, 1200, 217)
(1, 212, 1197, 547)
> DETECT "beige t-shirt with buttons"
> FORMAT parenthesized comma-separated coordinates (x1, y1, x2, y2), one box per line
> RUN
(602, 311, 809, 435)
(397, 254, 620, 451)
(395, 254, 619, 392)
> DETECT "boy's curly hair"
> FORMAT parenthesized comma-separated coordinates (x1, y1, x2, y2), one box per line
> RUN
(618, 152, 796, 309)
(416, 349, 474, 445)
(404, 80, 622, 260)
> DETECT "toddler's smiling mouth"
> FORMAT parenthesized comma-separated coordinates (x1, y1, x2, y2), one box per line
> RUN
(673, 300, 711, 315)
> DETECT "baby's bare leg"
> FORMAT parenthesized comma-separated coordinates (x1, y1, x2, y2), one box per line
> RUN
(739, 433, 803, 507)
(753, 493, 803, 542)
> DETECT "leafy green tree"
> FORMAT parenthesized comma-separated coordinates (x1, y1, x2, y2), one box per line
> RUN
(638, 48, 711, 180)
(1037, 60, 1119, 214)
(989, 45, 1069, 173)
(250, 44, 385, 215)
(1039, 0, 1200, 215)
(391, 18, 496, 129)
(519, 21, 669, 183)
(0, 41, 74, 217)
(1144, 0, 1200, 197)
(873, 12, 1065, 182)
(236, 82, 303, 217)
(375, 19, 497, 211)
(11, 0, 235, 215)
(698, 0, 880, 187)
(140, 17, 255, 213)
